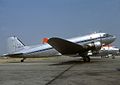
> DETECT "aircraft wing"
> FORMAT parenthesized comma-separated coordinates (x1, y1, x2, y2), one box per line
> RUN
(48, 37, 86, 55)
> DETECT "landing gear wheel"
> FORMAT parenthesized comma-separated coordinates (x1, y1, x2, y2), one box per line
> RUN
(83, 57, 87, 62)
(112, 56, 115, 59)
(83, 56, 90, 62)
(21, 58, 26, 62)
(21, 60, 24, 62)
(86, 56, 90, 62)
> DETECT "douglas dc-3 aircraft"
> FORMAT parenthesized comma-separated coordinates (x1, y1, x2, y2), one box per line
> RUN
(4, 32, 116, 62)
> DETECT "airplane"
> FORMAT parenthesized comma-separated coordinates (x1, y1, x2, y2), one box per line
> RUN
(4, 32, 116, 62)
(94, 45, 120, 59)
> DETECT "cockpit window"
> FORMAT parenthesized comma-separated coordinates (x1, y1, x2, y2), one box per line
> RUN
(103, 34, 113, 37)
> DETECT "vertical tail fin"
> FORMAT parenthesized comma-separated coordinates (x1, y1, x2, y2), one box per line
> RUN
(7, 36, 25, 54)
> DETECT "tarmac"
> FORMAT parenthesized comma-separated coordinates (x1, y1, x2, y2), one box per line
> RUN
(0, 56, 120, 85)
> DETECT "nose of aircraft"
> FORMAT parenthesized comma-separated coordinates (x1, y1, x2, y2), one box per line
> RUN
(107, 36, 116, 45)
(111, 36, 116, 42)
(101, 34, 116, 46)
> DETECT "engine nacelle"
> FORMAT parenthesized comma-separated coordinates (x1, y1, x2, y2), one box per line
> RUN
(87, 41, 102, 51)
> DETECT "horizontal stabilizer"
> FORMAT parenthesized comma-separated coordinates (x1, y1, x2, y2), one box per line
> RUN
(4, 53, 23, 57)
(48, 37, 84, 55)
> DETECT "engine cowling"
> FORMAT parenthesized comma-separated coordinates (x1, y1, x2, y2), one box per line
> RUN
(86, 41, 102, 51)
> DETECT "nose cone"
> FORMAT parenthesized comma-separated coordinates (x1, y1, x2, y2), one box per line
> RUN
(102, 35, 116, 46)
(111, 36, 116, 42)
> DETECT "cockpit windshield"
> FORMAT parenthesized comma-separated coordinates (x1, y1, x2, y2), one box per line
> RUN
(103, 34, 113, 37)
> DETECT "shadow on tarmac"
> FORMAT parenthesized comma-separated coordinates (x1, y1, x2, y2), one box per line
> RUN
(50, 58, 103, 66)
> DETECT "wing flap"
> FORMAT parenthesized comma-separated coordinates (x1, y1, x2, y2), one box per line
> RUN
(48, 37, 85, 55)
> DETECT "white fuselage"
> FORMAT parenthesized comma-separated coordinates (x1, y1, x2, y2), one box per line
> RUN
(5, 33, 116, 58)
(12, 32, 116, 58)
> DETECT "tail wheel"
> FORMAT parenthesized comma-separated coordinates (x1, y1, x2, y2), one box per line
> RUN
(21, 58, 26, 62)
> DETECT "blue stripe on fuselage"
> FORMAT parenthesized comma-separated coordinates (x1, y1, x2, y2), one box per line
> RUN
(76, 36, 107, 44)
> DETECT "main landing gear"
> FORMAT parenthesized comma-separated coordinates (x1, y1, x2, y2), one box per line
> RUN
(83, 56, 90, 62)
(21, 58, 26, 62)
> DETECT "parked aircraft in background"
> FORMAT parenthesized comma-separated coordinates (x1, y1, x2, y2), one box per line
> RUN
(96, 45, 120, 59)
(4, 32, 116, 62)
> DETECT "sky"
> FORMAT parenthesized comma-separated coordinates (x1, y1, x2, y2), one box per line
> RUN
(0, 0, 120, 54)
